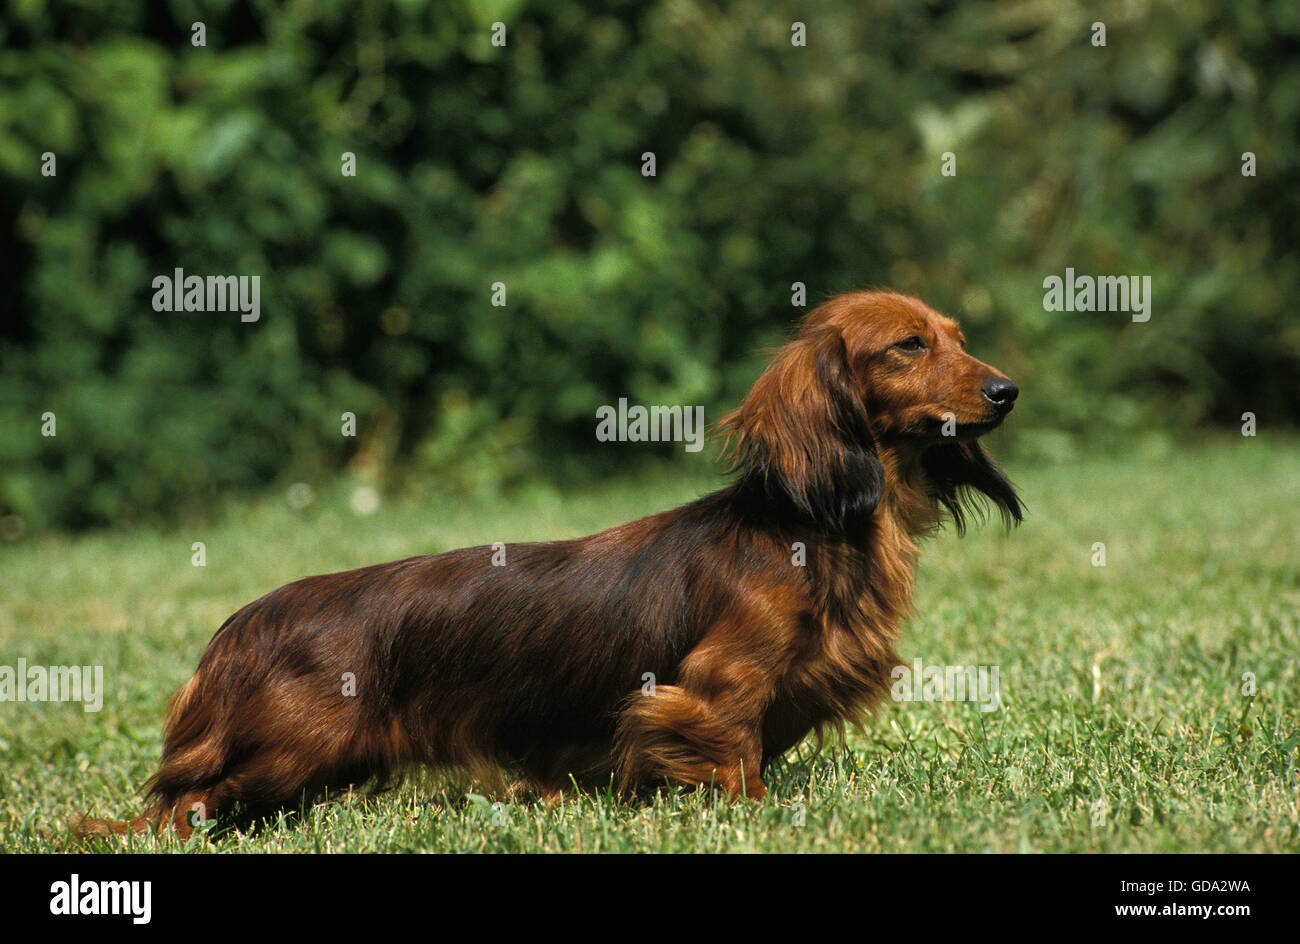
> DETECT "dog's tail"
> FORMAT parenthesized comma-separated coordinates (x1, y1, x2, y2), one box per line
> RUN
(72, 585, 417, 844)
(74, 671, 230, 841)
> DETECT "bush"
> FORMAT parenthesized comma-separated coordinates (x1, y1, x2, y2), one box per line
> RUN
(1, 1, 1296, 529)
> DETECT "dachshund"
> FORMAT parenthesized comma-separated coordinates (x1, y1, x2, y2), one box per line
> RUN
(77, 289, 1021, 839)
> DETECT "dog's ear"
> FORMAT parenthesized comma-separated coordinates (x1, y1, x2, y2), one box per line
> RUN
(921, 441, 1024, 535)
(720, 327, 883, 533)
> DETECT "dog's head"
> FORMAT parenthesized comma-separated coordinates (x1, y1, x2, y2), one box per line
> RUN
(721, 290, 1023, 534)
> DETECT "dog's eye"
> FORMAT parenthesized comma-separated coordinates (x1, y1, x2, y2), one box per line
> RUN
(894, 336, 926, 353)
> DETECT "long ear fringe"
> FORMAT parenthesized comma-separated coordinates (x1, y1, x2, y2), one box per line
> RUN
(921, 442, 1024, 535)
(716, 328, 883, 534)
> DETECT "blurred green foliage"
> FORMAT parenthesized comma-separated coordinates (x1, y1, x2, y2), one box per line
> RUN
(1, 0, 1297, 530)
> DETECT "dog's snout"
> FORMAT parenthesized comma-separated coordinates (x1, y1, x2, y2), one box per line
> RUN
(981, 377, 1019, 409)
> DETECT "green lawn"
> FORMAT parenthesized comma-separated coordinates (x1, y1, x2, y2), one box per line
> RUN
(1, 437, 1297, 853)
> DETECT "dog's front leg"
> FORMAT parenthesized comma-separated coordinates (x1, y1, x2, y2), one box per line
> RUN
(614, 682, 767, 799)
(614, 632, 783, 800)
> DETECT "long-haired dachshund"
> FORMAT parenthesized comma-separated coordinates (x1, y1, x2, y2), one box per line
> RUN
(79, 289, 1021, 838)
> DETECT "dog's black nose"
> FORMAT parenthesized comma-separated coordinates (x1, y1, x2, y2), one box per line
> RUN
(981, 377, 1019, 409)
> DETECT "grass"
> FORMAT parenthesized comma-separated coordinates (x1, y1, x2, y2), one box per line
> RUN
(1, 436, 1297, 853)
